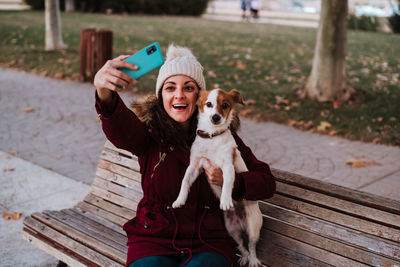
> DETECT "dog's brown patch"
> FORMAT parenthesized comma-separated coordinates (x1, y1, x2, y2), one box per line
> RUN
(232, 147, 237, 164)
(197, 90, 210, 113)
(216, 90, 234, 120)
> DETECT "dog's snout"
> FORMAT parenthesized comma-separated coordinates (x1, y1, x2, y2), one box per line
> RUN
(212, 114, 221, 124)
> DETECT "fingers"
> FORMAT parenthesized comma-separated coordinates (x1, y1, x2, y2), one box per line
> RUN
(110, 58, 138, 71)
(109, 68, 136, 85)
(94, 56, 139, 92)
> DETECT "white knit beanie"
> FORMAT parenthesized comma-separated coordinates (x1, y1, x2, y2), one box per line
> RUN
(156, 44, 206, 97)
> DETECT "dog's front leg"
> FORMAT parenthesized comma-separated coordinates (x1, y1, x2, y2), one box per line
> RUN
(220, 163, 235, 210)
(172, 158, 201, 208)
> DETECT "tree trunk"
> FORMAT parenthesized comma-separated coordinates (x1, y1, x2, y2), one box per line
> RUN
(304, 0, 353, 102)
(45, 0, 67, 51)
(65, 0, 75, 12)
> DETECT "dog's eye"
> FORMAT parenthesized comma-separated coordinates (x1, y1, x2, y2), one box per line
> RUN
(222, 103, 229, 110)
(206, 102, 212, 108)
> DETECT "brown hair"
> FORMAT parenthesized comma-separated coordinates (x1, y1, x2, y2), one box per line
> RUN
(131, 91, 198, 151)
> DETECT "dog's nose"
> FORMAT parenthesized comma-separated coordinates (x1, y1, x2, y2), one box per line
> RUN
(212, 114, 221, 124)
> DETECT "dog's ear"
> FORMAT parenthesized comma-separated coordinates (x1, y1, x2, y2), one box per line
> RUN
(229, 89, 244, 105)
(197, 90, 208, 110)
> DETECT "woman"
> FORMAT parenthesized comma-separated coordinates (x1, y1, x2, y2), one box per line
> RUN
(94, 45, 276, 267)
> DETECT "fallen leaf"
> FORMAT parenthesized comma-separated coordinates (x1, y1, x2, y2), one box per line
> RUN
(317, 121, 332, 132)
(228, 61, 237, 67)
(288, 120, 297, 126)
(239, 108, 252, 116)
(9, 151, 17, 156)
(328, 130, 338, 136)
(346, 158, 382, 168)
(372, 138, 381, 144)
(54, 72, 64, 79)
(275, 96, 290, 105)
(2, 212, 23, 221)
(207, 70, 217, 78)
(3, 168, 15, 172)
(320, 110, 330, 117)
(304, 121, 314, 130)
(333, 101, 341, 109)
(21, 107, 35, 113)
(346, 158, 367, 168)
(237, 62, 247, 70)
(244, 99, 256, 105)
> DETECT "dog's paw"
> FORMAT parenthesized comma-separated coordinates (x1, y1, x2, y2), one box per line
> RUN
(220, 197, 234, 211)
(247, 256, 261, 267)
(238, 254, 249, 266)
(172, 199, 184, 208)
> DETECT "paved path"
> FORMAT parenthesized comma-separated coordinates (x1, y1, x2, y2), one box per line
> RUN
(1, 66, 399, 201)
(0, 150, 89, 266)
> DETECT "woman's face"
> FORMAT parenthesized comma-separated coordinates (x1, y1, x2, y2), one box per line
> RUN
(161, 75, 199, 124)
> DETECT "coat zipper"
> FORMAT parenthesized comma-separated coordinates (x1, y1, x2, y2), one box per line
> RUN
(151, 151, 166, 179)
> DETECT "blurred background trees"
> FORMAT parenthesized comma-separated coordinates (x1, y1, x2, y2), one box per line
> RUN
(24, 0, 209, 16)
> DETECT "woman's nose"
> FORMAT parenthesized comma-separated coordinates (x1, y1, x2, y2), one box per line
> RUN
(174, 87, 184, 98)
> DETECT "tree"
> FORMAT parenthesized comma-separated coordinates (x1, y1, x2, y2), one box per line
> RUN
(45, 0, 67, 50)
(302, 0, 354, 102)
(65, 0, 75, 12)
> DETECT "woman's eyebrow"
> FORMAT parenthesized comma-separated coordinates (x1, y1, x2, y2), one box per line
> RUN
(184, 81, 195, 85)
(165, 81, 176, 85)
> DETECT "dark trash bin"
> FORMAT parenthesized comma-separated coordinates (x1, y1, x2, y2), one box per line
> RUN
(80, 29, 113, 82)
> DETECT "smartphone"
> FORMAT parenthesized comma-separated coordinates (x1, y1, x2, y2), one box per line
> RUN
(119, 42, 164, 80)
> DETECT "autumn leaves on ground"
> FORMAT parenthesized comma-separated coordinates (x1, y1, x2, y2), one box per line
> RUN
(0, 11, 399, 145)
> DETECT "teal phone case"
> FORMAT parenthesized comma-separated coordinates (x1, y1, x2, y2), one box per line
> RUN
(120, 42, 164, 79)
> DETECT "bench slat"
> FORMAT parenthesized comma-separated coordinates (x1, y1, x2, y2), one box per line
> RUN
(276, 182, 400, 228)
(272, 168, 400, 215)
(258, 228, 367, 267)
(266, 194, 400, 243)
(72, 207, 126, 236)
(89, 185, 138, 210)
(96, 167, 142, 192)
(83, 193, 135, 220)
(101, 149, 140, 171)
(22, 228, 88, 267)
(24, 215, 123, 266)
(97, 159, 141, 183)
(76, 201, 128, 227)
(261, 204, 400, 265)
(54, 209, 127, 249)
(92, 176, 142, 203)
(257, 235, 333, 267)
(104, 140, 134, 158)
(36, 211, 127, 262)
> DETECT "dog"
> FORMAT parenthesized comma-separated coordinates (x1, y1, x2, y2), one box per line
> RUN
(172, 88, 263, 267)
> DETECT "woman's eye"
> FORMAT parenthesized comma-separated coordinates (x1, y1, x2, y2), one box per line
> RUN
(184, 86, 194, 91)
(206, 102, 212, 108)
(165, 86, 175, 91)
(222, 103, 229, 109)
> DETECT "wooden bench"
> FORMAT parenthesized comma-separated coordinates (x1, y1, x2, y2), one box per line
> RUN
(22, 141, 400, 266)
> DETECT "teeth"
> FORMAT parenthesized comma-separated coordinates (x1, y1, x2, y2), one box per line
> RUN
(173, 105, 188, 108)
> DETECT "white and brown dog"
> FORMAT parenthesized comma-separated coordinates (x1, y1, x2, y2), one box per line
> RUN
(172, 88, 263, 267)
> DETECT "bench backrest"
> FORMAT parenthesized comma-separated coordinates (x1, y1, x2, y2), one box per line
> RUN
(79, 141, 400, 266)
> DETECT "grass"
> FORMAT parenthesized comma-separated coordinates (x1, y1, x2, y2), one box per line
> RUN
(1, 10, 399, 146)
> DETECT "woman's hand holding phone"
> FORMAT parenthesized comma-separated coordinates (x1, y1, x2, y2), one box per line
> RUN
(94, 55, 138, 103)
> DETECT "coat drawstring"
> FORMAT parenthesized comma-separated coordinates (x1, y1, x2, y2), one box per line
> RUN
(169, 207, 192, 266)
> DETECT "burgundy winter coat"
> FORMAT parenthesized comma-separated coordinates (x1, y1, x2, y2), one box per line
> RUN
(95, 92, 276, 266)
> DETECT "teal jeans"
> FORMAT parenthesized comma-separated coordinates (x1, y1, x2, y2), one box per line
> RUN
(129, 252, 230, 267)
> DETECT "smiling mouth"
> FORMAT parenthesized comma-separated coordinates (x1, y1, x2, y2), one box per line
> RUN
(173, 104, 188, 110)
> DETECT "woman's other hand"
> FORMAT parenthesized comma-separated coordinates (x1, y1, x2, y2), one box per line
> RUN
(202, 158, 223, 187)
(94, 55, 138, 102)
